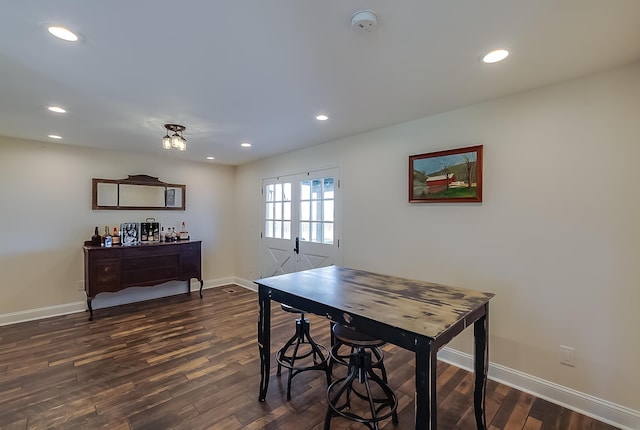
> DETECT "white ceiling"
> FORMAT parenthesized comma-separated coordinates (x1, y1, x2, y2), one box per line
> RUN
(1, 1, 639, 165)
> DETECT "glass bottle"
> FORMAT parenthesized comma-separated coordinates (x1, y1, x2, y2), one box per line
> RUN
(179, 221, 189, 240)
(104, 226, 112, 248)
(102, 226, 110, 246)
(111, 227, 120, 245)
(91, 227, 101, 246)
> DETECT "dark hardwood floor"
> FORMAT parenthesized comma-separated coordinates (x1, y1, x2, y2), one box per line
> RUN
(0, 287, 619, 430)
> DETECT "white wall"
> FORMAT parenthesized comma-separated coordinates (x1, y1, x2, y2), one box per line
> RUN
(0, 138, 236, 316)
(234, 63, 640, 416)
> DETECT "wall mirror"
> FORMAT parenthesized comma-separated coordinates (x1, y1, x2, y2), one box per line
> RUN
(92, 175, 186, 210)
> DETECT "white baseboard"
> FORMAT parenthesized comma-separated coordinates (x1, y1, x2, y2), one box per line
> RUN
(0, 301, 86, 326)
(0, 277, 235, 327)
(196, 277, 238, 291)
(438, 347, 639, 430)
(233, 276, 258, 291)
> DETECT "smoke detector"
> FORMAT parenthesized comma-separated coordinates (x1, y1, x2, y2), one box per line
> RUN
(351, 10, 378, 33)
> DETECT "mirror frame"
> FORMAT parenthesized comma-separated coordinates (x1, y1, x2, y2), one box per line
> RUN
(92, 175, 186, 210)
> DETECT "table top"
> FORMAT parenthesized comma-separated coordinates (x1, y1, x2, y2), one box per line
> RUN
(255, 266, 494, 340)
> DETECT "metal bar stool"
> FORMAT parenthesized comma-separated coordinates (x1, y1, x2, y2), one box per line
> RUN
(275, 304, 331, 400)
(325, 324, 399, 430)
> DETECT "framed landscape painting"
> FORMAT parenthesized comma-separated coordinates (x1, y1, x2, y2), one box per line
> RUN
(409, 145, 483, 203)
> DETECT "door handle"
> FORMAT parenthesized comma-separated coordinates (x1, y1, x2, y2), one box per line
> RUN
(293, 237, 300, 255)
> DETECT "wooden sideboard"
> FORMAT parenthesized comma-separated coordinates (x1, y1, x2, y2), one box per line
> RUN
(83, 240, 203, 320)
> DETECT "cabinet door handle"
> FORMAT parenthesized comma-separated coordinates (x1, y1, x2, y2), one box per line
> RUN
(293, 237, 300, 255)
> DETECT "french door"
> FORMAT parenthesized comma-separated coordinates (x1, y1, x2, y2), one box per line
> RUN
(260, 168, 341, 278)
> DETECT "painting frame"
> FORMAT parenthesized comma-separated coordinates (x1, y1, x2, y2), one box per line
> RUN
(409, 145, 483, 203)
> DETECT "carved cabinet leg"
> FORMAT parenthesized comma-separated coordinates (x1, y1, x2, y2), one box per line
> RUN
(87, 297, 94, 321)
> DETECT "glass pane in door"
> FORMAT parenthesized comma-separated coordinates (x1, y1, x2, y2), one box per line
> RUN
(264, 181, 292, 240)
(299, 177, 334, 244)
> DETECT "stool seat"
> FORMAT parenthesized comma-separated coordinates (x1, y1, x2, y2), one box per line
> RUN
(332, 324, 385, 347)
(329, 324, 386, 372)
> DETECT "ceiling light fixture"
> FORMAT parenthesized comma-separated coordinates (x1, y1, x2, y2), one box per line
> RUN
(162, 124, 187, 151)
(48, 134, 62, 139)
(206, 156, 215, 160)
(47, 26, 78, 42)
(241, 142, 252, 148)
(48, 106, 66, 113)
(316, 114, 329, 121)
(482, 49, 509, 64)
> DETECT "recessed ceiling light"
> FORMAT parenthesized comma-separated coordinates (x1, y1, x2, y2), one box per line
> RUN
(48, 134, 62, 139)
(241, 142, 252, 148)
(47, 26, 79, 42)
(316, 114, 329, 121)
(482, 49, 509, 64)
(206, 156, 215, 160)
(48, 106, 66, 113)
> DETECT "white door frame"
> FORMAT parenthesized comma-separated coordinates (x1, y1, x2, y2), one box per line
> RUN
(260, 168, 341, 278)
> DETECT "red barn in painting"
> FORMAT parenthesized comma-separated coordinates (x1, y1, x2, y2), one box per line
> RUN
(425, 173, 455, 194)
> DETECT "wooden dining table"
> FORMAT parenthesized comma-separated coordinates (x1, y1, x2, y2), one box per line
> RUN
(255, 265, 495, 430)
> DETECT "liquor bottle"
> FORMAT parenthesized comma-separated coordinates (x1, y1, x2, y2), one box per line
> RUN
(102, 226, 110, 246)
(160, 227, 165, 243)
(141, 224, 148, 242)
(171, 227, 177, 242)
(179, 221, 189, 240)
(91, 227, 101, 246)
(104, 227, 113, 248)
(111, 227, 121, 245)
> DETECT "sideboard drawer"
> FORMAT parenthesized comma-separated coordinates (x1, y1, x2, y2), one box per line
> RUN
(122, 265, 181, 286)
(89, 259, 122, 294)
(122, 254, 180, 270)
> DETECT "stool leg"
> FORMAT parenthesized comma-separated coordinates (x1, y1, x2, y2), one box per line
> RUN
(323, 408, 333, 430)
(368, 346, 397, 423)
(371, 347, 389, 382)
(363, 379, 381, 430)
(365, 364, 399, 425)
(276, 328, 301, 377)
(285, 320, 307, 400)
(326, 363, 359, 416)
(328, 340, 342, 378)
(301, 325, 331, 385)
(359, 356, 381, 430)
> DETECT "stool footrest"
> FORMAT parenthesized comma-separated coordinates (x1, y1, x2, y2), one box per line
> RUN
(275, 343, 329, 371)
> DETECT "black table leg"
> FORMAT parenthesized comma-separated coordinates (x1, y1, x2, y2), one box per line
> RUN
(473, 304, 489, 430)
(430, 344, 438, 429)
(415, 337, 434, 430)
(258, 286, 271, 402)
